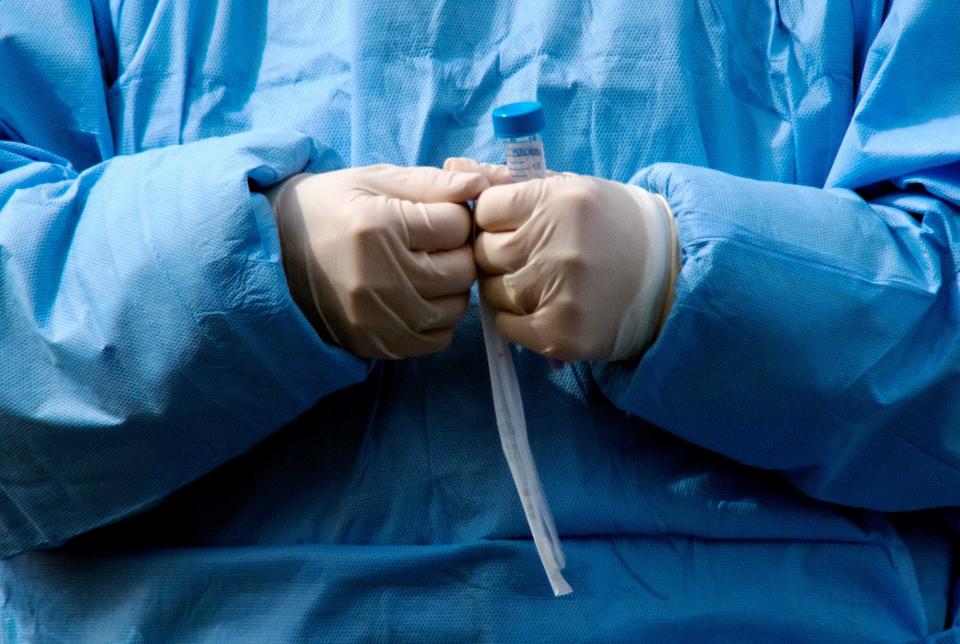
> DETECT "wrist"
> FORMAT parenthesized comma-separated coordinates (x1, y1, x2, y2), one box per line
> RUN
(653, 193, 679, 335)
(608, 185, 675, 361)
(265, 173, 342, 345)
(265, 172, 312, 216)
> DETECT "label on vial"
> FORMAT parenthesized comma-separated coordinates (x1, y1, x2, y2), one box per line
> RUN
(505, 141, 546, 182)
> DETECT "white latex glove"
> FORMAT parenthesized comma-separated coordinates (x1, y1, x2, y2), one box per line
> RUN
(270, 164, 488, 359)
(472, 170, 679, 362)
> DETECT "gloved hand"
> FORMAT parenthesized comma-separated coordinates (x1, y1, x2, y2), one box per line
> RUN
(452, 159, 679, 362)
(269, 164, 488, 359)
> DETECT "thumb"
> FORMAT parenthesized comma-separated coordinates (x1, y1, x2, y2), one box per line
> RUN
(369, 165, 489, 203)
(444, 157, 513, 186)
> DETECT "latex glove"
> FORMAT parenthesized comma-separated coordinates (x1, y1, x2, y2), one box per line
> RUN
(445, 158, 514, 185)
(472, 170, 679, 362)
(270, 164, 488, 359)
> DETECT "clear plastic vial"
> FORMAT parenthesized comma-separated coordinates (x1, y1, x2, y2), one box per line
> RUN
(493, 102, 547, 182)
(504, 133, 546, 182)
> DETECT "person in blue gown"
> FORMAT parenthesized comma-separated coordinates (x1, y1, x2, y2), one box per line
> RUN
(0, 1, 958, 641)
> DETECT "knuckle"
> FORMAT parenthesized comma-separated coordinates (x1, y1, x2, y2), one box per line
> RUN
(456, 251, 478, 280)
(353, 199, 401, 239)
(451, 243, 472, 262)
(450, 216, 473, 246)
(559, 183, 597, 211)
(473, 237, 490, 266)
(413, 308, 439, 334)
(350, 212, 384, 241)
(342, 274, 369, 299)
(342, 283, 373, 319)
(556, 251, 589, 275)
(547, 333, 579, 361)
(552, 297, 582, 322)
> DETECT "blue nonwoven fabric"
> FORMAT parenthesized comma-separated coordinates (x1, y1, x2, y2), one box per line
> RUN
(0, 0, 958, 641)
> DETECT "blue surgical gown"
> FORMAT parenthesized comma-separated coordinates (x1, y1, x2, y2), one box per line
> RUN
(1, 1, 959, 641)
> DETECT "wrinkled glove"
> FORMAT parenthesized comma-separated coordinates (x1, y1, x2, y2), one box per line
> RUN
(270, 164, 488, 359)
(471, 169, 679, 362)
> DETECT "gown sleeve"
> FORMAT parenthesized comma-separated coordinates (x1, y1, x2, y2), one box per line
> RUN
(594, 0, 960, 511)
(0, 4, 370, 557)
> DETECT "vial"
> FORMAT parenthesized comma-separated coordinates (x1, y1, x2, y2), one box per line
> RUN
(492, 101, 546, 182)
(492, 101, 565, 371)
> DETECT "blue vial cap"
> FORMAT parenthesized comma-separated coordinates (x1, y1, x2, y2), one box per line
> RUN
(492, 101, 545, 138)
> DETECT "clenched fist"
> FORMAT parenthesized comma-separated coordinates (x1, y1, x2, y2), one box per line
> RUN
(466, 165, 678, 362)
(270, 164, 488, 359)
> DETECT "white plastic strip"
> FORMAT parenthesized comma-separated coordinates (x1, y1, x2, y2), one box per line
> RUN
(479, 299, 572, 596)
